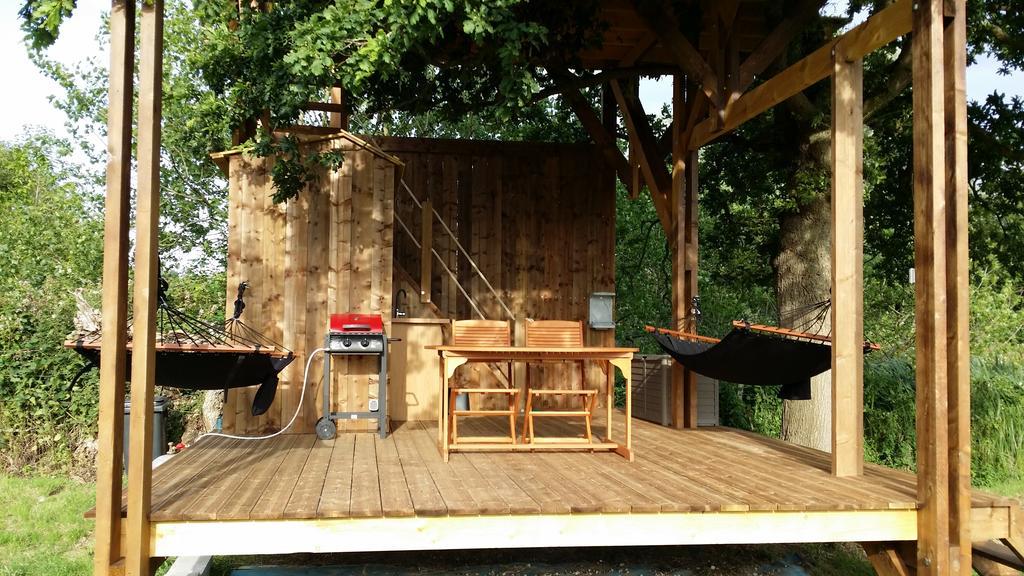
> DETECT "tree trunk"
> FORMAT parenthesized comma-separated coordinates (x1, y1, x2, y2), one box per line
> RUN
(776, 132, 833, 451)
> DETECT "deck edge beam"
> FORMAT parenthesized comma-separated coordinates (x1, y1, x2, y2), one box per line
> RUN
(148, 510, 918, 557)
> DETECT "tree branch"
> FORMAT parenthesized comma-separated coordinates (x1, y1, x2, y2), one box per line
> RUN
(534, 65, 678, 101)
(969, 118, 1024, 164)
(863, 41, 913, 122)
(784, 91, 820, 122)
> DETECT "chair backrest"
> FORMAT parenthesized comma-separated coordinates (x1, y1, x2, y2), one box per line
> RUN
(451, 319, 511, 347)
(525, 319, 584, 348)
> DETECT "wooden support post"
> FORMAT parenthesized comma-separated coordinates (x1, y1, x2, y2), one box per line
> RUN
(125, 0, 163, 574)
(670, 76, 699, 429)
(943, 0, 971, 572)
(94, 1, 135, 574)
(912, 0, 951, 573)
(601, 81, 617, 139)
(862, 543, 915, 576)
(420, 199, 433, 303)
(670, 75, 685, 429)
(682, 148, 699, 429)
(329, 87, 347, 130)
(830, 47, 865, 477)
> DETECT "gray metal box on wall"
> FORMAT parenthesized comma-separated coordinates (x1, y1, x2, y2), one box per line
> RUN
(630, 354, 718, 427)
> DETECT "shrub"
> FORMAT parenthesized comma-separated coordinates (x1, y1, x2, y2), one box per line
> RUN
(0, 136, 103, 474)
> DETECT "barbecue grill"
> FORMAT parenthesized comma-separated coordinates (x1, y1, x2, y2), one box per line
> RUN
(315, 313, 393, 439)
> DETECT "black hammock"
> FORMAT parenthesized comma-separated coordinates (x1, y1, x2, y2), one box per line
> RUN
(646, 322, 878, 401)
(66, 279, 293, 416)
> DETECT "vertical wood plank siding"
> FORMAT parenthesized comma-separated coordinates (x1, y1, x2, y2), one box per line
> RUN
(225, 136, 611, 431)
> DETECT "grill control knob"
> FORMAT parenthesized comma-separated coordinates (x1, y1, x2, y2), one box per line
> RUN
(342, 338, 352, 347)
(361, 338, 370, 347)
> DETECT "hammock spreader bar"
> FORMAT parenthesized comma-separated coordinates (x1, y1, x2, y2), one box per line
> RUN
(645, 324, 862, 401)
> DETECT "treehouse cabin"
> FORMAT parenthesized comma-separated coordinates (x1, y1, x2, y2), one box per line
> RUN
(91, 1, 1022, 575)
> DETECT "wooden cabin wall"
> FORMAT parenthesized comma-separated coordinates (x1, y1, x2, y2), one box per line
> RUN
(382, 137, 616, 409)
(224, 142, 395, 434)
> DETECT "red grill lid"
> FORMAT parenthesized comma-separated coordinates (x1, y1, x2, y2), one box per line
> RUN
(329, 313, 384, 334)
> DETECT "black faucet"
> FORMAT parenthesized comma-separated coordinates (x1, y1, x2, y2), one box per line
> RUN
(394, 288, 408, 318)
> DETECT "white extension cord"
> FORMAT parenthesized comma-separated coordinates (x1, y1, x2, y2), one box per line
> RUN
(197, 347, 327, 441)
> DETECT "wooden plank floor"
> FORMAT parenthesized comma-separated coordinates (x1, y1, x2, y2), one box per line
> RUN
(112, 413, 1014, 522)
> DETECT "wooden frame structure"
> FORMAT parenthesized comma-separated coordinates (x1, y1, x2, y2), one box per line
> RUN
(90, 1, 1013, 575)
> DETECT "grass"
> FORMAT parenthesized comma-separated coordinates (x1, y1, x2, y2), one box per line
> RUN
(0, 475, 95, 576)
(982, 477, 1024, 499)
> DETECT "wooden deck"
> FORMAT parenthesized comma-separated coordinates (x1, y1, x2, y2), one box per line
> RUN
(107, 414, 1020, 558)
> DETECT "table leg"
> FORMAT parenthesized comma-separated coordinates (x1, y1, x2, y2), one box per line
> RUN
(439, 355, 467, 462)
(605, 359, 613, 441)
(438, 354, 447, 456)
(609, 357, 635, 462)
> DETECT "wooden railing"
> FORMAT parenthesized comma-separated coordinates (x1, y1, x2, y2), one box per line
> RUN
(394, 178, 516, 322)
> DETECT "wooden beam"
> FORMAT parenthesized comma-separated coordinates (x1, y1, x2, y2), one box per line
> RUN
(972, 506, 1016, 542)
(690, 0, 913, 150)
(636, 1, 722, 109)
(304, 101, 346, 114)
(610, 79, 672, 232)
(420, 199, 433, 303)
(681, 90, 708, 160)
(94, 1, 135, 574)
(830, 48, 865, 478)
(125, 0, 163, 574)
(276, 125, 343, 136)
(862, 542, 915, 576)
(913, 0, 951, 574)
(620, 34, 658, 67)
(1002, 534, 1024, 566)
(329, 87, 348, 129)
(943, 0, 971, 573)
(737, 0, 826, 91)
(558, 79, 633, 193)
(973, 549, 1023, 576)
(147, 510, 920, 557)
(656, 119, 674, 162)
(975, 540, 1024, 572)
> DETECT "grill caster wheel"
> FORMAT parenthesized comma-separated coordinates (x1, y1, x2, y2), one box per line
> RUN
(315, 417, 336, 440)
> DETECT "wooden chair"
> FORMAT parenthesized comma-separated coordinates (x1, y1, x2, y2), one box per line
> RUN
(521, 319, 597, 444)
(448, 320, 519, 446)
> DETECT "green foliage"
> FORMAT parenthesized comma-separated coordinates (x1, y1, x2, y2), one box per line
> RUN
(0, 135, 103, 474)
(188, 0, 605, 200)
(614, 183, 670, 352)
(31, 0, 233, 269)
(968, 94, 1024, 279)
(0, 475, 95, 576)
(860, 269, 1024, 484)
(18, 0, 76, 50)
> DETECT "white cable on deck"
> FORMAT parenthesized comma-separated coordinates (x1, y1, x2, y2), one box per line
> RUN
(197, 347, 327, 441)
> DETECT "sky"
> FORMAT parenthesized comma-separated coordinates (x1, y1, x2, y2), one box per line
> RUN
(1, 2, 1021, 145)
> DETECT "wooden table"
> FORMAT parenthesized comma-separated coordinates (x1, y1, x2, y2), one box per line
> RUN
(426, 345, 638, 461)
